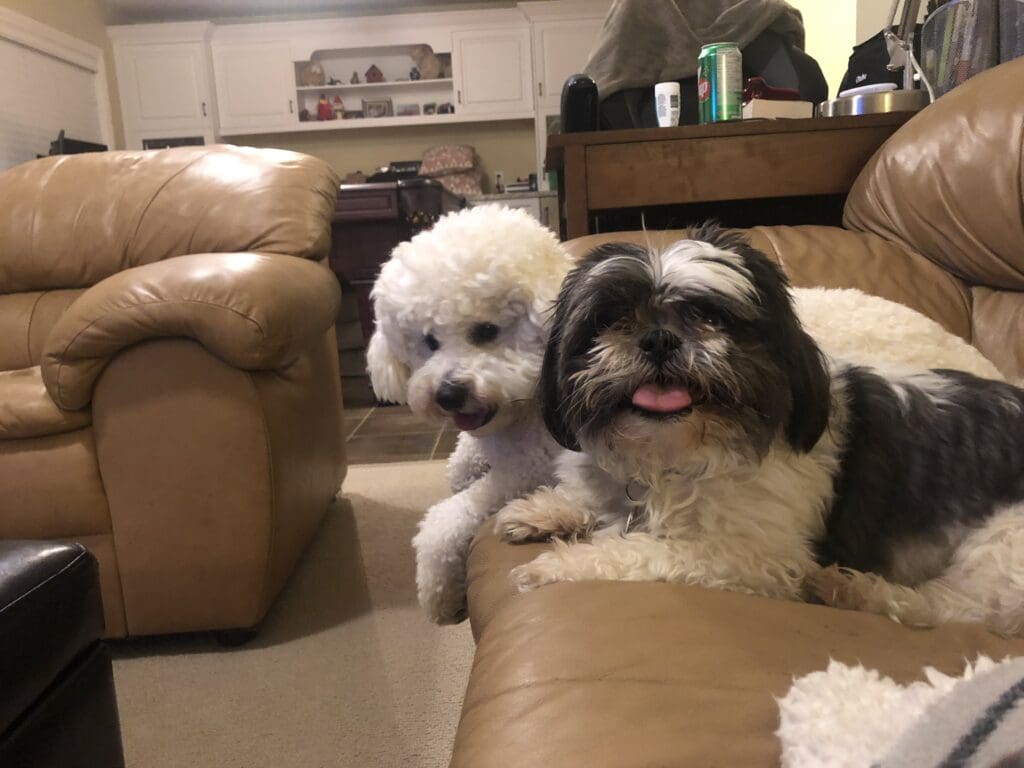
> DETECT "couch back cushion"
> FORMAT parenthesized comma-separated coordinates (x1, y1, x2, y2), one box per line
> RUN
(0, 290, 82, 371)
(971, 287, 1024, 383)
(562, 227, 975, 341)
(843, 57, 1024, 291)
(0, 145, 339, 293)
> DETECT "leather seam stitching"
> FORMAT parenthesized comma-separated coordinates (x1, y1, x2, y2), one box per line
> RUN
(24, 291, 46, 365)
(124, 150, 215, 260)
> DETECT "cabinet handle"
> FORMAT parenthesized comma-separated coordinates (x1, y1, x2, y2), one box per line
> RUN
(538, 82, 543, 97)
(288, 99, 294, 114)
(201, 101, 207, 117)
(457, 90, 461, 104)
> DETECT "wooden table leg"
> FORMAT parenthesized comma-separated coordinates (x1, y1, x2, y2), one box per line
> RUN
(563, 144, 590, 239)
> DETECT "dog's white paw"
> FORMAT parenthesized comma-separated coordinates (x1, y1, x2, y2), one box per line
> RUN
(805, 565, 866, 610)
(494, 500, 552, 543)
(416, 558, 468, 624)
(510, 552, 570, 593)
(494, 489, 593, 544)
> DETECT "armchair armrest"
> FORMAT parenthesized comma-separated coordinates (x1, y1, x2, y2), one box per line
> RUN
(42, 253, 341, 410)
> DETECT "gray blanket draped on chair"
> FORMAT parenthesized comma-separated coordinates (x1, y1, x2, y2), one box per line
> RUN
(583, 0, 806, 99)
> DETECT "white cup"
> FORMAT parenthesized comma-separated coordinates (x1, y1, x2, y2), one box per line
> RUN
(655, 81, 681, 127)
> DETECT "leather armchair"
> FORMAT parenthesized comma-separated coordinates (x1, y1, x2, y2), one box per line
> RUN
(453, 59, 1024, 766)
(0, 146, 346, 638)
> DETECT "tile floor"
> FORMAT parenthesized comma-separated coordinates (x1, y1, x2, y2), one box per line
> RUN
(345, 404, 458, 464)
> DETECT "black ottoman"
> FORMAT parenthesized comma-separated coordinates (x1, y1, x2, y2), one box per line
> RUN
(0, 541, 125, 767)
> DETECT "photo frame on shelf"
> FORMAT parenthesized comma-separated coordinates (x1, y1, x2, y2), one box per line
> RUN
(396, 103, 421, 116)
(362, 97, 394, 118)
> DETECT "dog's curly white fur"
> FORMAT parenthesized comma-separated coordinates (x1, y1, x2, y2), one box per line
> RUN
(497, 227, 1024, 635)
(368, 205, 571, 623)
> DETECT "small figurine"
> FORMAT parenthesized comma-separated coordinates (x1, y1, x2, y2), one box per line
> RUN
(351, 71, 360, 84)
(365, 65, 385, 83)
(327, 77, 342, 86)
(317, 94, 334, 121)
(410, 66, 421, 81)
(300, 62, 325, 87)
(332, 95, 344, 119)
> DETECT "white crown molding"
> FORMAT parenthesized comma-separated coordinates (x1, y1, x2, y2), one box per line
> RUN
(0, 6, 102, 71)
(108, 20, 214, 44)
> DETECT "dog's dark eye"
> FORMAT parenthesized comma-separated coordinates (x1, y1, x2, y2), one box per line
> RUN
(470, 322, 500, 345)
(423, 333, 440, 352)
(688, 304, 724, 329)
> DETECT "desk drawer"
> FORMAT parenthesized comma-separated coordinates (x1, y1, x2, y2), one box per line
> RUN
(334, 186, 399, 222)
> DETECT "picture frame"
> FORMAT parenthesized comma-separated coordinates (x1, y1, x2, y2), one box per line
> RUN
(396, 103, 421, 117)
(362, 98, 393, 118)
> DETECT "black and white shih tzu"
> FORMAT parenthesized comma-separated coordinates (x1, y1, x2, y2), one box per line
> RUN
(494, 224, 1024, 634)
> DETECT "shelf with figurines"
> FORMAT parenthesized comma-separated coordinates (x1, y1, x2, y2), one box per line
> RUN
(297, 91, 460, 130)
(296, 78, 453, 92)
(293, 44, 460, 131)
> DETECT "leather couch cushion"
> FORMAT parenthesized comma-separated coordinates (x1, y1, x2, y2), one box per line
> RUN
(563, 227, 974, 340)
(971, 287, 1024, 384)
(458, 529, 1024, 767)
(0, 145, 339, 293)
(0, 542, 104, 734)
(844, 58, 1024, 291)
(0, 290, 82, 371)
(0, 367, 90, 439)
(0, 429, 111, 540)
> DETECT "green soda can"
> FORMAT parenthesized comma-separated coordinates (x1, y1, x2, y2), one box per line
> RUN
(697, 42, 742, 123)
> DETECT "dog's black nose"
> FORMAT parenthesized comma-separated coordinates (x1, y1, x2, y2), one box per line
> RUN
(639, 329, 680, 363)
(435, 380, 469, 412)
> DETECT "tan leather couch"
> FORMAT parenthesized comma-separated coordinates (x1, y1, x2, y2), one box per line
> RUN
(452, 60, 1024, 766)
(0, 145, 346, 638)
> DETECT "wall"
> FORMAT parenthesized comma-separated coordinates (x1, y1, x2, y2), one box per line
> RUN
(234, 119, 535, 192)
(788, 0, 858, 98)
(1, 0, 125, 148)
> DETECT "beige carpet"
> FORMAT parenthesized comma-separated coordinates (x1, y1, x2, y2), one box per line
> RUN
(110, 460, 475, 768)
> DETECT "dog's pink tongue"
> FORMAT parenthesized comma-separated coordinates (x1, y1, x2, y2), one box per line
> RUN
(452, 410, 490, 431)
(632, 384, 692, 413)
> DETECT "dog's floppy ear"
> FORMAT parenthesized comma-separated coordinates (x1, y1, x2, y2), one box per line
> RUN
(538, 268, 583, 452)
(366, 328, 410, 405)
(781, 324, 831, 452)
(742, 249, 830, 452)
(538, 328, 579, 452)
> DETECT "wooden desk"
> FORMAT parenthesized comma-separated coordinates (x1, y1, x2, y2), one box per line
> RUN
(329, 180, 462, 341)
(545, 113, 913, 239)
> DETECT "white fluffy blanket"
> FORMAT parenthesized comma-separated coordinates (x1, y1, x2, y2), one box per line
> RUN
(777, 657, 1024, 767)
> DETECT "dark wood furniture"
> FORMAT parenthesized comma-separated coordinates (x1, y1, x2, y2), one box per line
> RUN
(329, 179, 463, 341)
(545, 113, 915, 239)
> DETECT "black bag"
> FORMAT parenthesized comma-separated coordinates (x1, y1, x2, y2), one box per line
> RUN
(838, 27, 923, 97)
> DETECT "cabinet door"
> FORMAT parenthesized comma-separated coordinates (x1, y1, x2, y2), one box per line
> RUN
(116, 42, 212, 132)
(212, 41, 295, 133)
(533, 18, 605, 110)
(452, 28, 533, 117)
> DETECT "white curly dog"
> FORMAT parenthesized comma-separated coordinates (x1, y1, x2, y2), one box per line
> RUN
(367, 204, 573, 623)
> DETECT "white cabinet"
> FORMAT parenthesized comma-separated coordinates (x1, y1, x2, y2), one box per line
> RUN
(532, 18, 604, 110)
(451, 28, 533, 117)
(110, 23, 218, 149)
(117, 43, 211, 129)
(211, 41, 296, 133)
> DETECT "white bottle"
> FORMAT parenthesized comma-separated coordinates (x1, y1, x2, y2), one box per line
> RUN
(655, 81, 681, 127)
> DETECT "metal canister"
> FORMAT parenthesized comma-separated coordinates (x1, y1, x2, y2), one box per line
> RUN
(697, 43, 742, 123)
